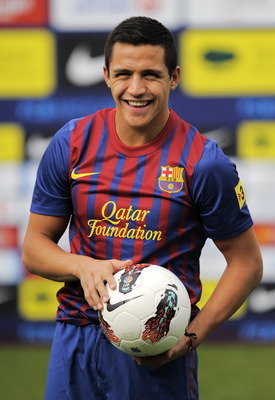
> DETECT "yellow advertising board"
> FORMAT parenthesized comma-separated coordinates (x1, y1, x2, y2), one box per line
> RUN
(18, 277, 62, 321)
(0, 29, 56, 97)
(238, 121, 275, 158)
(0, 124, 24, 161)
(180, 30, 275, 96)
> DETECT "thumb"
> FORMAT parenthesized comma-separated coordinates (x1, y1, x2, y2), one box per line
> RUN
(113, 259, 133, 272)
(121, 259, 133, 268)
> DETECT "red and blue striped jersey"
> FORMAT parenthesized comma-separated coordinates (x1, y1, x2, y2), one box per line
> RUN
(31, 108, 253, 325)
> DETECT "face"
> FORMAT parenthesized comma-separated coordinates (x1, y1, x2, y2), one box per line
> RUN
(104, 43, 180, 143)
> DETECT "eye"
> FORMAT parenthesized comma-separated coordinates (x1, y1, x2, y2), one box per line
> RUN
(143, 70, 161, 79)
(114, 70, 131, 78)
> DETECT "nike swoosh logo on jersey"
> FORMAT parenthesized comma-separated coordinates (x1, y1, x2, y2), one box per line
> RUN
(106, 294, 144, 312)
(65, 44, 105, 86)
(71, 169, 100, 179)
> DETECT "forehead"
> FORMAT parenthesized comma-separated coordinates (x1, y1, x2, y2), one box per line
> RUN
(110, 42, 167, 71)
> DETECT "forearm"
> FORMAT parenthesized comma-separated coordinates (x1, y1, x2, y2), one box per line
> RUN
(186, 257, 263, 348)
(22, 232, 80, 282)
(22, 213, 133, 310)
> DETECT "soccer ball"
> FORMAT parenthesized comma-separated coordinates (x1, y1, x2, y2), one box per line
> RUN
(98, 264, 191, 357)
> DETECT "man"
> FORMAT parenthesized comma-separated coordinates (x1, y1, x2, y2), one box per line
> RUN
(22, 16, 263, 400)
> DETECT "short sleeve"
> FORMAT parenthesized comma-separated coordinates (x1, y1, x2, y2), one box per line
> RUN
(191, 139, 253, 240)
(30, 121, 75, 216)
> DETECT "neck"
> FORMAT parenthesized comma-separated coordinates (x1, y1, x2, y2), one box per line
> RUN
(115, 110, 170, 146)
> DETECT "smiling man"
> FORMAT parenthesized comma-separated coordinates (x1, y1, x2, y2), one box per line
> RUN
(22, 16, 262, 400)
(104, 42, 180, 145)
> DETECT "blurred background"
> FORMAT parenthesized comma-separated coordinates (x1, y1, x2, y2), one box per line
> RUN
(0, 0, 275, 347)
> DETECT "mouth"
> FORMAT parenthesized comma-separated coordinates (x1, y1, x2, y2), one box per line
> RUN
(124, 100, 153, 108)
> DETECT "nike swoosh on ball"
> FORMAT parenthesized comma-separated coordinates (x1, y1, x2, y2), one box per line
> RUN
(106, 294, 144, 312)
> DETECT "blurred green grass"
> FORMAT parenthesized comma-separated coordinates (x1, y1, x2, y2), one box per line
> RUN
(198, 344, 275, 399)
(0, 344, 50, 400)
(0, 343, 274, 399)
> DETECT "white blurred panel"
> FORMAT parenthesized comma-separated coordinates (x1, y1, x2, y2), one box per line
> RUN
(187, 0, 275, 27)
(235, 160, 275, 222)
(50, 0, 186, 31)
(0, 250, 23, 284)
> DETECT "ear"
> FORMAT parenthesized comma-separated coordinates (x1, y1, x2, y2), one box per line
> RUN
(170, 66, 181, 90)
(103, 66, 110, 88)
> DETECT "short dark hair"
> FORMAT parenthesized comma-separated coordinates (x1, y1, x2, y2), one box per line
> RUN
(104, 16, 178, 77)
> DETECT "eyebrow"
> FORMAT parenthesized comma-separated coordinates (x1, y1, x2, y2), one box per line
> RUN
(112, 68, 131, 74)
(142, 68, 163, 75)
(112, 68, 164, 76)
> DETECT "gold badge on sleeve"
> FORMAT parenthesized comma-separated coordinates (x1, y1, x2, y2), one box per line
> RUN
(235, 179, 246, 209)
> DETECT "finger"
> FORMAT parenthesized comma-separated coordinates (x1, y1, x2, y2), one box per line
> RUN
(106, 273, 117, 291)
(112, 259, 133, 272)
(132, 354, 168, 369)
(96, 280, 110, 304)
(108, 259, 133, 290)
(167, 335, 189, 359)
(121, 259, 133, 268)
(132, 356, 142, 366)
(83, 282, 103, 311)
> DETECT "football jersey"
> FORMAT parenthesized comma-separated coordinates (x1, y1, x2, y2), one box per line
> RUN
(30, 108, 253, 325)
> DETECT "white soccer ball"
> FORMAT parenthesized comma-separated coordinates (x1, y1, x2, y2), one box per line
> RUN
(98, 264, 191, 357)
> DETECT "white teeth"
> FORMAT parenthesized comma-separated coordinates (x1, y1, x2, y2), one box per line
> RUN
(128, 101, 149, 107)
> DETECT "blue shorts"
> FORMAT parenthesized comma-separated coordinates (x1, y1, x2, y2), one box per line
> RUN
(45, 321, 198, 400)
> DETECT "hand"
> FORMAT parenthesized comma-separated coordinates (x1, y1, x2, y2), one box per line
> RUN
(75, 256, 133, 310)
(132, 334, 191, 368)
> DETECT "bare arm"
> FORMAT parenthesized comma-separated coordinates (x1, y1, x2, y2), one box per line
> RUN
(183, 226, 263, 346)
(22, 213, 74, 281)
(22, 212, 132, 310)
(133, 226, 263, 367)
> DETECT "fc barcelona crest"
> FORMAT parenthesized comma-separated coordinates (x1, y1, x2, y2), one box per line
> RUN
(158, 166, 184, 194)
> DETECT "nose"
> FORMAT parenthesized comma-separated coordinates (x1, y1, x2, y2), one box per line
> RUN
(127, 74, 146, 97)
